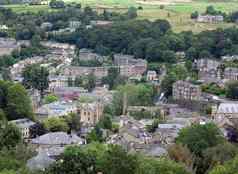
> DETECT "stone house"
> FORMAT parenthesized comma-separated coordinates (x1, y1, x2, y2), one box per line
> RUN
(195, 59, 221, 82)
(53, 86, 88, 100)
(224, 67, 238, 81)
(40, 22, 53, 30)
(69, 21, 81, 29)
(78, 101, 104, 125)
(48, 75, 69, 91)
(113, 54, 147, 77)
(173, 80, 201, 101)
(90, 20, 113, 27)
(197, 15, 224, 23)
(31, 132, 84, 149)
(9, 118, 36, 139)
(62, 66, 108, 79)
(147, 70, 158, 81)
(212, 103, 238, 128)
(35, 101, 78, 120)
(0, 37, 19, 56)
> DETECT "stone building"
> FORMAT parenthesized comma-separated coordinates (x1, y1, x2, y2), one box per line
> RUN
(62, 66, 108, 79)
(69, 21, 81, 29)
(224, 67, 238, 81)
(197, 15, 224, 23)
(147, 71, 158, 81)
(9, 119, 36, 139)
(78, 102, 104, 125)
(212, 103, 238, 128)
(113, 54, 147, 77)
(195, 59, 221, 82)
(173, 80, 201, 101)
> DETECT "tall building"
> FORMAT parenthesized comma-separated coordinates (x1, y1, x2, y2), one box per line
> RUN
(173, 80, 201, 101)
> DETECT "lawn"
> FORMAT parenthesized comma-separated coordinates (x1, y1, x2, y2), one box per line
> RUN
(4, 4, 53, 13)
(3, 0, 238, 33)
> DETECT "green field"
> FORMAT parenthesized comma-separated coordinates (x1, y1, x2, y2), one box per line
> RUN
(3, 0, 238, 33)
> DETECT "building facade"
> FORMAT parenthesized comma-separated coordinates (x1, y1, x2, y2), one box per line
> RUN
(173, 80, 201, 101)
(78, 102, 104, 125)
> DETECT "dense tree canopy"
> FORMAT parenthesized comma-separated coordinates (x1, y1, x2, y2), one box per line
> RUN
(44, 144, 191, 174)
(176, 123, 224, 156)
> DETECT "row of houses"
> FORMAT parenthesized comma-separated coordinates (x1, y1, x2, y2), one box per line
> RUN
(0, 37, 30, 56)
(194, 58, 238, 84)
(196, 15, 224, 23)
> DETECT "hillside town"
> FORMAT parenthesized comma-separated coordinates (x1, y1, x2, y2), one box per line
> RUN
(1, 1, 238, 174)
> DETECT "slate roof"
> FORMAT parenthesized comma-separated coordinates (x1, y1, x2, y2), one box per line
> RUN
(145, 145, 167, 157)
(27, 152, 55, 171)
(217, 103, 238, 114)
(9, 118, 36, 129)
(31, 132, 84, 145)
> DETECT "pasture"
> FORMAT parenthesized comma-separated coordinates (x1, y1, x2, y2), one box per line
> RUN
(3, 0, 238, 33)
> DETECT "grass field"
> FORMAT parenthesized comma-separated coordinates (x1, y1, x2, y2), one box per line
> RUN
(3, 0, 238, 33)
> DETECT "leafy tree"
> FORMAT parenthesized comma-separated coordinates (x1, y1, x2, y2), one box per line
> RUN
(43, 117, 69, 133)
(99, 145, 138, 174)
(176, 123, 224, 157)
(209, 155, 238, 174)
(112, 84, 156, 115)
(136, 156, 191, 174)
(146, 119, 160, 133)
(153, 19, 171, 34)
(225, 80, 238, 99)
(43, 94, 58, 104)
(206, 6, 217, 15)
(127, 7, 137, 19)
(86, 125, 104, 143)
(168, 144, 195, 173)
(0, 123, 21, 150)
(160, 73, 176, 96)
(67, 77, 74, 87)
(191, 11, 199, 19)
(74, 76, 83, 87)
(6, 84, 34, 120)
(102, 67, 122, 89)
(84, 73, 96, 92)
(65, 113, 81, 131)
(202, 143, 238, 173)
(49, 0, 65, 9)
(98, 114, 112, 130)
(1, 68, 11, 81)
(0, 109, 7, 129)
(186, 47, 198, 60)
(22, 64, 49, 98)
(45, 145, 98, 174)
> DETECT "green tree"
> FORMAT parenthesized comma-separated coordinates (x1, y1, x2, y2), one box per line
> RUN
(98, 114, 112, 130)
(99, 145, 138, 174)
(6, 84, 34, 120)
(74, 76, 83, 87)
(226, 80, 238, 99)
(176, 123, 224, 156)
(43, 94, 58, 104)
(22, 64, 49, 98)
(67, 77, 74, 87)
(102, 67, 121, 89)
(136, 156, 191, 174)
(202, 143, 238, 173)
(65, 113, 81, 131)
(127, 7, 137, 19)
(160, 73, 176, 96)
(209, 155, 238, 174)
(43, 117, 69, 132)
(0, 123, 21, 150)
(84, 73, 96, 92)
(86, 125, 103, 143)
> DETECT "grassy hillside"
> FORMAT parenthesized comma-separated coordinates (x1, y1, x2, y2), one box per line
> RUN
(3, 0, 238, 33)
